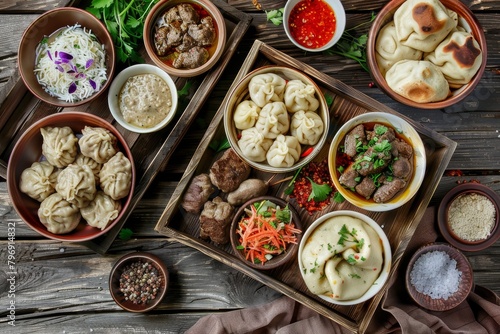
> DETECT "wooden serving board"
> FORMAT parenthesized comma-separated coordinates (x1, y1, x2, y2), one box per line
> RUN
(155, 40, 457, 333)
(0, 0, 252, 254)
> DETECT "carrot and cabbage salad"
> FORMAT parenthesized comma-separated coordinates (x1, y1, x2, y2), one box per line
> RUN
(236, 200, 302, 265)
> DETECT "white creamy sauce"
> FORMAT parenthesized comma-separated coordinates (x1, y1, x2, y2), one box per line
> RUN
(301, 216, 384, 301)
(118, 74, 172, 128)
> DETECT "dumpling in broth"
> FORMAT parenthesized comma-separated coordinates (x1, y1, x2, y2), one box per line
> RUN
(233, 100, 261, 130)
(290, 110, 324, 146)
(41, 126, 78, 168)
(81, 191, 122, 230)
(255, 102, 290, 139)
(79, 126, 118, 164)
(238, 127, 273, 162)
(394, 0, 458, 52)
(55, 164, 97, 209)
(266, 135, 301, 168)
(100, 152, 133, 200)
(248, 73, 286, 107)
(38, 193, 81, 234)
(19, 161, 60, 202)
(283, 79, 320, 113)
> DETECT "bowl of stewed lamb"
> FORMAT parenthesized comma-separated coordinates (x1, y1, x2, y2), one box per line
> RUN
(143, 0, 226, 77)
(328, 112, 426, 212)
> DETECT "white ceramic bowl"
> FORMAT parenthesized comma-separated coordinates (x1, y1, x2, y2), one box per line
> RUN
(328, 112, 426, 212)
(298, 210, 392, 305)
(283, 0, 346, 52)
(108, 64, 178, 133)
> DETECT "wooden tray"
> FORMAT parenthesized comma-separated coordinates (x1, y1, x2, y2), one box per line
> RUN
(155, 40, 457, 333)
(0, 0, 252, 254)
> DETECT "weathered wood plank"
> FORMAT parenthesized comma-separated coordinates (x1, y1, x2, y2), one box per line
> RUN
(0, 0, 75, 12)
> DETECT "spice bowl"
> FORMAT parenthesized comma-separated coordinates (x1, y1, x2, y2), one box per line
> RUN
(406, 243, 473, 311)
(437, 183, 500, 252)
(229, 196, 302, 270)
(109, 252, 168, 313)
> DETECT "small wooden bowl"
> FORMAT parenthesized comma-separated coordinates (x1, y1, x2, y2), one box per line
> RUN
(230, 196, 302, 270)
(438, 183, 500, 252)
(406, 243, 473, 311)
(109, 252, 168, 313)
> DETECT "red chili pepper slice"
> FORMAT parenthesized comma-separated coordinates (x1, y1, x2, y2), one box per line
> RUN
(301, 147, 314, 158)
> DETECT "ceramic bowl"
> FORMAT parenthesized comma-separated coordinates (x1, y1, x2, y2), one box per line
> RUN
(366, 0, 487, 109)
(298, 210, 392, 305)
(328, 112, 426, 212)
(109, 252, 168, 312)
(18, 7, 115, 107)
(6, 112, 135, 242)
(108, 64, 178, 133)
(230, 196, 302, 270)
(437, 183, 500, 252)
(224, 65, 329, 174)
(283, 0, 346, 52)
(143, 0, 226, 77)
(406, 242, 473, 311)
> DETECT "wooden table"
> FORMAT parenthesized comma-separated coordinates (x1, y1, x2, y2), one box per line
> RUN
(1, 0, 499, 332)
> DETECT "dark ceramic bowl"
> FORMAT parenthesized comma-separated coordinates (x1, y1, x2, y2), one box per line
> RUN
(367, 0, 487, 109)
(109, 252, 168, 312)
(438, 183, 500, 252)
(230, 196, 302, 270)
(406, 243, 473, 311)
(18, 7, 115, 107)
(6, 112, 135, 242)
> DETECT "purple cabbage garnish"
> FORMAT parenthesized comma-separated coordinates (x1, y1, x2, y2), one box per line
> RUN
(58, 51, 73, 60)
(47, 50, 53, 61)
(68, 82, 77, 94)
(85, 59, 94, 69)
(89, 79, 96, 90)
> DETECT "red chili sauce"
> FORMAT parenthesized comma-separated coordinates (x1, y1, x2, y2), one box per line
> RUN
(288, 0, 337, 49)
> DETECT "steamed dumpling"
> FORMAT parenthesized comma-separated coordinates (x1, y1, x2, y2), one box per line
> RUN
(74, 153, 102, 186)
(248, 73, 286, 107)
(38, 193, 81, 234)
(238, 127, 273, 162)
(233, 100, 261, 130)
(425, 30, 483, 86)
(41, 126, 78, 168)
(81, 191, 122, 230)
(394, 0, 458, 52)
(290, 110, 324, 146)
(386, 60, 449, 103)
(55, 164, 97, 208)
(19, 161, 60, 202)
(266, 135, 301, 168)
(100, 152, 133, 200)
(375, 21, 423, 76)
(283, 79, 320, 113)
(255, 102, 290, 139)
(79, 126, 118, 164)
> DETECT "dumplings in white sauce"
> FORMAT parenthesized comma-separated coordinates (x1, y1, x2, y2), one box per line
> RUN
(81, 191, 122, 230)
(266, 135, 301, 168)
(283, 79, 320, 113)
(56, 164, 97, 209)
(100, 152, 133, 200)
(248, 73, 286, 107)
(41, 126, 78, 168)
(255, 102, 290, 139)
(19, 161, 60, 202)
(290, 110, 324, 146)
(238, 127, 273, 162)
(79, 126, 118, 164)
(38, 193, 81, 234)
(233, 100, 261, 130)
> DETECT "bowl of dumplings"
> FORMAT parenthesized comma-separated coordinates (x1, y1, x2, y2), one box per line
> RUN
(6, 112, 136, 242)
(223, 66, 330, 173)
(367, 0, 487, 109)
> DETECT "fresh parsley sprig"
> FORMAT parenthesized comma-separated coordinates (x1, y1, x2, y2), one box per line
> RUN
(307, 177, 332, 202)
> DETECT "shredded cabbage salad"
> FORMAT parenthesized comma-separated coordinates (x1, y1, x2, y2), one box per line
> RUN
(34, 24, 107, 103)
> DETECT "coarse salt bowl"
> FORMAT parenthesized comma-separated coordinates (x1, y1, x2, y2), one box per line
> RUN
(298, 210, 392, 305)
(224, 65, 330, 174)
(108, 64, 178, 133)
(143, 0, 227, 78)
(283, 0, 346, 52)
(18, 7, 115, 107)
(328, 112, 426, 212)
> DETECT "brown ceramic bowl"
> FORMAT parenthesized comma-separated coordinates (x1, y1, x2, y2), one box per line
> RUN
(6, 112, 136, 242)
(18, 7, 115, 107)
(367, 0, 487, 109)
(230, 196, 302, 270)
(143, 0, 226, 77)
(438, 183, 500, 252)
(406, 242, 473, 311)
(109, 252, 168, 312)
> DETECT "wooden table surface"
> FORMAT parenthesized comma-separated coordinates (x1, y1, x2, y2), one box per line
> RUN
(1, 0, 499, 333)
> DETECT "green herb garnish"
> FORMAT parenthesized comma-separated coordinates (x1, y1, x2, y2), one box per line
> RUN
(307, 177, 332, 202)
(266, 8, 284, 25)
(118, 228, 133, 241)
(284, 166, 303, 195)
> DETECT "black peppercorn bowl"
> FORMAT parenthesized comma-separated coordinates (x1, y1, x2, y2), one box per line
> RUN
(109, 252, 168, 312)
